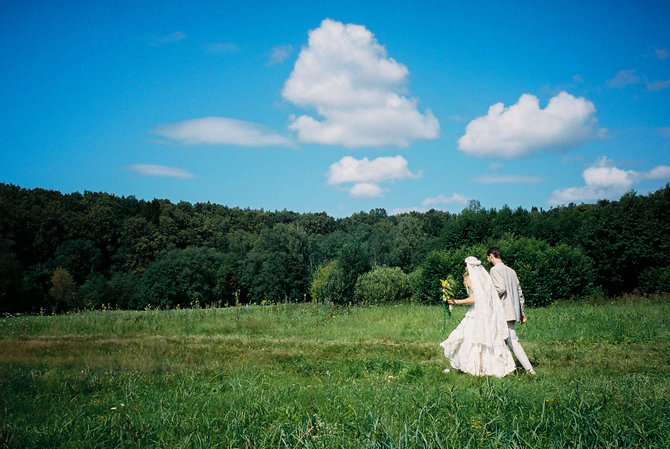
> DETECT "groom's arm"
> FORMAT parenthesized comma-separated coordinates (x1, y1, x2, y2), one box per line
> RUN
(516, 275, 526, 322)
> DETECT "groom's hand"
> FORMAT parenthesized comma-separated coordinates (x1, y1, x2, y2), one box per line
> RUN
(521, 314, 527, 324)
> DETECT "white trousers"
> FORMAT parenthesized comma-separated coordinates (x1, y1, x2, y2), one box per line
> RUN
(506, 322, 534, 372)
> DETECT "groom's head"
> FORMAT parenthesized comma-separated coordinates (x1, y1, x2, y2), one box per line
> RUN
(486, 247, 502, 264)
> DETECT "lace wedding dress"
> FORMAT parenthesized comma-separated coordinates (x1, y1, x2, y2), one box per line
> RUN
(440, 257, 516, 378)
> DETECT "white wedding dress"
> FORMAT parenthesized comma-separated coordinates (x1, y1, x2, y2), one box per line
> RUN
(440, 257, 516, 378)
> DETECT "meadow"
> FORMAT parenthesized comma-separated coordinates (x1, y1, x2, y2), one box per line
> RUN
(1, 297, 669, 448)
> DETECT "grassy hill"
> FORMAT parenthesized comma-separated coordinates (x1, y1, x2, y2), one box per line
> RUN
(1, 297, 669, 448)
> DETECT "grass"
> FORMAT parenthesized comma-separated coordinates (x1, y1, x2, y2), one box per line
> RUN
(1, 297, 669, 448)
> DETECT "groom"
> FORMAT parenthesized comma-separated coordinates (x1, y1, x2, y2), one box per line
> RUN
(487, 247, 536, 375)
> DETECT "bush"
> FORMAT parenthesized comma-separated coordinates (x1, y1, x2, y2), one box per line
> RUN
(495, 236, 598, 306)
(639, 265, 670, 295)
(310, 260, 350, 305)
(353, 266, 412, 304)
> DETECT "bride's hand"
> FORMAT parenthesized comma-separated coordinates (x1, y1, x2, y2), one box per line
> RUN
(447, 298, 457, 305)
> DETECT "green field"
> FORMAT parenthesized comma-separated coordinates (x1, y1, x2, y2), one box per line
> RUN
(1, 297, 669, 448)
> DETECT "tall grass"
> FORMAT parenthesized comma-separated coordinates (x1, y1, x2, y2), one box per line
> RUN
(1, 297, 669, 448)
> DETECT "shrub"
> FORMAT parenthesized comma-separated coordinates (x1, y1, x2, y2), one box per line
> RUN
(639, 265, 670, 295)
(353, 266, 412, 304)
(495, 236, 598, 306)
(310, 260, 349, 305)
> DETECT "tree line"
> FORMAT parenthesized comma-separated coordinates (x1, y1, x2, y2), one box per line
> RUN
(1, 182, 668, 313)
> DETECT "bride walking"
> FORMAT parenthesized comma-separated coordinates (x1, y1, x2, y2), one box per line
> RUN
(440, 256, 516, 377)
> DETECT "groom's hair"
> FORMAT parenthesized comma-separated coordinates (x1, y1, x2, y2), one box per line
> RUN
(487, 247, 502, 259)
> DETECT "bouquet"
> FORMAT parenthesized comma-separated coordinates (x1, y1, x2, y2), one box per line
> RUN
(440, 275, 456, 316)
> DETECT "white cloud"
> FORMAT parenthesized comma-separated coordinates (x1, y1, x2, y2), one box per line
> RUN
(607, 69, 640, 89)
(422, 193, 470, 207)
(327, 155, 420, 185)
(327, 155, 420, 197)
(268, 45, 293, 65)
(350, 183, 385, 198)
(549, 157, 670, 206)
(645, 165, 670, 180)
(390, 207, 423, 215)
(391, 193, 470, 215)
(128, 164, 195, 179)
(474, 174, 543, 184)
(581, 159, 637, 189)
(458, 92, 605, 159)
(282, 19, 439, 148)
(150, 117, 292, 147)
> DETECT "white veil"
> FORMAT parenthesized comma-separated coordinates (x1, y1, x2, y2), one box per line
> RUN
(464, 256, 509, 343)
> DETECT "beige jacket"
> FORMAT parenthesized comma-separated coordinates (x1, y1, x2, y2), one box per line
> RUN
(490, 263, 525, 322)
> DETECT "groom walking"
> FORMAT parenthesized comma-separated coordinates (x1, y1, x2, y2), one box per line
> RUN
(487, 247, 536, 375)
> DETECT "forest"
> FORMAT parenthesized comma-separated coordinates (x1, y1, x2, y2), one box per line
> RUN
(1, 182, 669, 314)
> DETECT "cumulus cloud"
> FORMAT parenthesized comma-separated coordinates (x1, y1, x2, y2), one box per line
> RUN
(549, 157, 670, 206)
(473, 174, 543, 184)
(150, 117, 292, 147)
(282, 19, 439, 148)
(646, 165, 670, 180)
(458, 92, 605, 159)
(128, 164, 195, 179)
(350, 183, 386, 198)
(422, 193, 471, 207)
(327, 155, 420, 198)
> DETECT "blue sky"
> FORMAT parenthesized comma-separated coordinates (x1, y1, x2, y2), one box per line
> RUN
(2, 0, 669, 217)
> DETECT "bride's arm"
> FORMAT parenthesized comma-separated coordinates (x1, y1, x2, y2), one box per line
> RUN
(452, 293, 475, 305)
(448, 277, 475, 305)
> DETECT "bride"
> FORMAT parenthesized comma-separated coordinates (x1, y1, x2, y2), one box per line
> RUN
(440, 256, 516, 377)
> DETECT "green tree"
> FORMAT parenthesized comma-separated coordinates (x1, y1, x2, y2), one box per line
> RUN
(354, 266, 412, 304)
(337, 241, 371, 303)
(389, 215, 429, 272)
(138, 246, 225, 309)
(310, 260, 348, 304)
(49, 267, 78, 311)
(107, 271, 140, 309)
(51, 239, 101, 285)
(0, 240, 23, 313)
(241, 223, 311, 303)
(78, 273, 108, 308)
